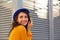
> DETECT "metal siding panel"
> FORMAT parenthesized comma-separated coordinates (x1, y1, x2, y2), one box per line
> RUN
(0, 4, 12, 40)
(54, 17, 60, 40)
(30, 12, 49, 40)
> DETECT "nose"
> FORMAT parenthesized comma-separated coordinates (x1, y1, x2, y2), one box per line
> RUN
(22, 17, 26, 21)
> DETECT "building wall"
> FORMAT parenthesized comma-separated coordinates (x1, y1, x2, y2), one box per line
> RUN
(0, 0, 60, 40)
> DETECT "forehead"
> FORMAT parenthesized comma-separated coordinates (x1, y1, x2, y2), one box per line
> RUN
(18, 12, 28, 16)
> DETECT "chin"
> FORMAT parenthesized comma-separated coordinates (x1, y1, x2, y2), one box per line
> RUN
(24, 24, 26, 26)
(23, 23, 28, 26)
(22, 24, 26, 26)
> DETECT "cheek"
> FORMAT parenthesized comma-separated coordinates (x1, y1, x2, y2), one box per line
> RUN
(17, 18, 21, 23)
(17, 17, 29, 24)
(26, 18, 29, 22)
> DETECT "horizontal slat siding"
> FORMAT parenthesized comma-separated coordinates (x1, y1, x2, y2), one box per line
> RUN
(54, 16, 60, 40)
(30, 12, 49, 40)
(0, 4, 12, 40)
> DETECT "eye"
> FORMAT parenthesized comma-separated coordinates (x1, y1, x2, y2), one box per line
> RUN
(20, 16, 23, 18)
(25, 16, 28, 18)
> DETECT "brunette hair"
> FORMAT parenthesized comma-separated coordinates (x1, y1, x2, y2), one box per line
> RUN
(9, 8, 30, 35)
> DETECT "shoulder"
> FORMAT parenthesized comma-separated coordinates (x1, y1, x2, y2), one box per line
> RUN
(10, 25, 26, 34)
(15, 25, 26, 31)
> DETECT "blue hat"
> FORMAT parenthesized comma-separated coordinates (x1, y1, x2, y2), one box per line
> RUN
(13, 8, 30, 20)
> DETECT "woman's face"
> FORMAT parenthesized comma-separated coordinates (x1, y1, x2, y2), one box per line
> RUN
(17, 12, 28, 26)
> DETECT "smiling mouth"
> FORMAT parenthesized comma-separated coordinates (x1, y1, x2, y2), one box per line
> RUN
(22, 23, 26, 24)
(22, 21, 27, 24)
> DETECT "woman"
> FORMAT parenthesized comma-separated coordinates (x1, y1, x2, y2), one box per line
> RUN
(9, 8, 32, 40)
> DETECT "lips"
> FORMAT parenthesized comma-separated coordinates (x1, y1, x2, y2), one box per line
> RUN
(21, 21, 28, 25)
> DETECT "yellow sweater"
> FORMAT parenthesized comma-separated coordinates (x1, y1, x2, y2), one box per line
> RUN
(9, 25, 32, 40)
